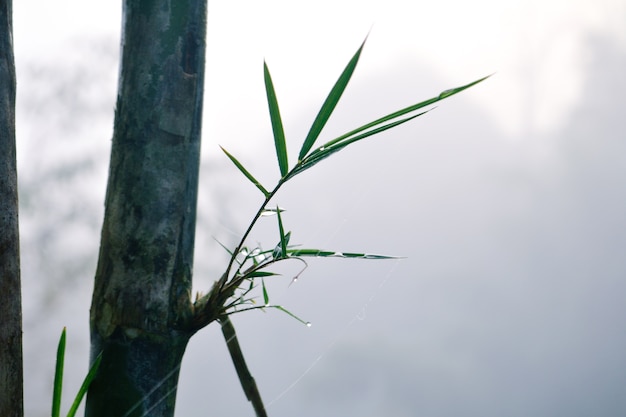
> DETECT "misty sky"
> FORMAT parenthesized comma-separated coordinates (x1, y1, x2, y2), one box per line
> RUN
(12, 1, 626, 416)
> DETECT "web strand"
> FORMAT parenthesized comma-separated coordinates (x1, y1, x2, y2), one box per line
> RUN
(267, 258, 401, 408)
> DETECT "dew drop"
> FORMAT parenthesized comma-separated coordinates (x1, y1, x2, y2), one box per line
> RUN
(261, 207, 286, 216)
(306, 322, 312, 327)
(438, 89, 454, 99)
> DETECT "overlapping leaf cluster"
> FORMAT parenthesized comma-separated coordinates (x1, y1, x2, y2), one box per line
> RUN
(196, 38, 488, 324)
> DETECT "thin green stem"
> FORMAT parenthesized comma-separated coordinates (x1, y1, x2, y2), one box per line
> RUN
(220, 154, 322, 295)
(219, 177, 287, 291)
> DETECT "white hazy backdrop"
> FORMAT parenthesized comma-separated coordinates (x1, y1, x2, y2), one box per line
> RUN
(13, 1, 626, 416)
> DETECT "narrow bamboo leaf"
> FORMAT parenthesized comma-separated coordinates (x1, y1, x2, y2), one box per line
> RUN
(212, 237, 234, 256)
(336, 252, 402, 259)
(264, 61, 289, 177)
(309, 111, 426, 159)
(52, 328, 66, 417)
(247, 271, 279, 278)
(304, 74, 491, 156)
(288, 112, 426, 179)
(287, 249, 335, 257)
(437, 74, 491, 99)
(270, 305, 310, 326)
(288, 248, 401, 259)
(220, 146, 270, 197)
(66, 352, 102, 417)
(262, 279, 269, 305)
(298, 37, 368, 161)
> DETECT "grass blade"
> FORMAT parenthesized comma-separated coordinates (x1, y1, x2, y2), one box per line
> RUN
(298, 37, 368, 161)
(66, 352, 102, 417)
(264, 61, 289, 177)
(52, 328, 66, 417)
(220, 146, 270, 197)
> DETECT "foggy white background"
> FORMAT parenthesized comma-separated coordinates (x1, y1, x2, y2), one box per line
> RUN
(12, 0, 626, 416)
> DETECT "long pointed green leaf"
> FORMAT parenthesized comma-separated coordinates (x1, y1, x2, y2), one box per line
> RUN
(220, 146, 270, 197)
(298, 37, 368, 161)
(317, 74, 491, 153)
(247, 271, 279, 278)
(264, 61, 289, 177)
(213, 237, 234, 256)
(286, 75, 491, 180)
(66, 352, 102, 417)
(287, 248, 401, 259)
(437, 74, 491, 99)
(288, 112, 427, 179)
(270, 305, 310, 326)
(52, 328, 66, 417)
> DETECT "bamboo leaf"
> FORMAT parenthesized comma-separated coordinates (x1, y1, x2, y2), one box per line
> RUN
(287, 249, 335, 257)
(213, 237, 234, 256)
(66, 352, 102, 417)
(336, 252, 402, 259)
(264, 61, 289, 177)
(220, 146, 270, 197)
(288, 112, 426, 179)
(247, 271, 279, 278)
(437, 74, 491, 99)
(286, 75, 491, 180)
(288, 248, 401, 259)
(314, 74, 491, 155)
(298, 37, 368, 161)
(270, 305, 310, 326)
